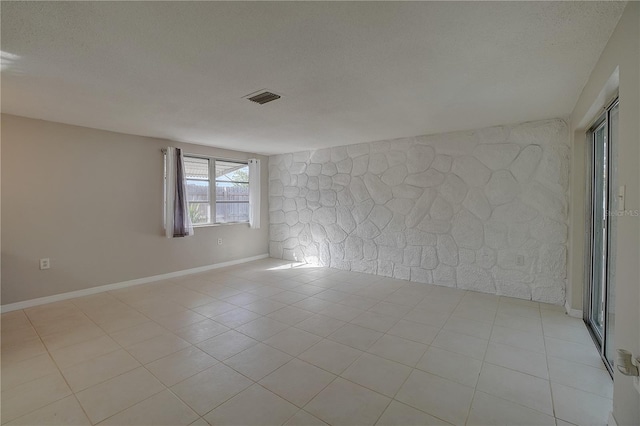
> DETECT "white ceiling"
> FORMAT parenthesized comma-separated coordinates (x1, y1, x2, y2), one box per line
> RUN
(1, 2, 626, 155)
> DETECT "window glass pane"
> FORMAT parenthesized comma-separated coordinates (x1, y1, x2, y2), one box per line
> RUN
(184, 157, 209, 180)
(216, 202, 249, 223)
(214, 160, 249, 223)
(184, 156, 212, 224)
(216, 161, 249, 183)
(186, 180, 210, 202)
(189, 203, 211, 224)
(590, 123, 607, 338)
(216, 183, 249, 202)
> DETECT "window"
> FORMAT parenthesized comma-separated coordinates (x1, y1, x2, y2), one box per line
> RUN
(215, 160, 250, 223)
(183, 156, 249, 225)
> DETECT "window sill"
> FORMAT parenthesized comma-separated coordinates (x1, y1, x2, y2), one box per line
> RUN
(193, 222, 249, 228)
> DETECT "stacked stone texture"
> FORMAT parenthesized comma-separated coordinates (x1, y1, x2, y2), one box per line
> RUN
(269, 119, 569, 304)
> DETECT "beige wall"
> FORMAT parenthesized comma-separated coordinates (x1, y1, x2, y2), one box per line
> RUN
(569, 3, 639, 425)
(1, 114, 270, 305)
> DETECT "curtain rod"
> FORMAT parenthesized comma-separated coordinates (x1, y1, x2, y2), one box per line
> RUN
(161, 148, 253, 163)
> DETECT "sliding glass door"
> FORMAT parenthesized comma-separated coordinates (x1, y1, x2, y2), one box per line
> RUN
(585, 98, 618, 372)
(589, 120, 607, 339)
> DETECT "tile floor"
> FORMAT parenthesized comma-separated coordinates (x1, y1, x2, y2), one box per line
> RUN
(1, 258, 613, 425)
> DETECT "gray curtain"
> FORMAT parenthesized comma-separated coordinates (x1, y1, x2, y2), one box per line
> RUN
(165, 147, 194, 238)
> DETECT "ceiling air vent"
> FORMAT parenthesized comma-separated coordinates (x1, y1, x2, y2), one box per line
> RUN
(246, 91, 281, 105)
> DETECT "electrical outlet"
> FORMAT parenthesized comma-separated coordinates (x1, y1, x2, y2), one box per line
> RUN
(217, 238, 223, 245)
(515, 255, 525, 266)
(39, 258, 50, 270)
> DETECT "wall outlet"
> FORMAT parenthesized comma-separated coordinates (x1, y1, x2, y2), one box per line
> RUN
(39, 258, 50, 270)
(217, 238, 223, 245)
(515, 255, 525, 266)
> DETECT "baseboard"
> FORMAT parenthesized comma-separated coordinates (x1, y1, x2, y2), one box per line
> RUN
(608, 411, 618, 426)
(565, 300, 583, 318)
(0, 254, 269, 313)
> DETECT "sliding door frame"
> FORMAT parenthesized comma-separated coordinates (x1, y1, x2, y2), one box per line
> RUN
(584, 96, 618, 376)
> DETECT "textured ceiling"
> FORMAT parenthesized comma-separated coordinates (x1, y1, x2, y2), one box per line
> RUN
(1, 2, 626, 155)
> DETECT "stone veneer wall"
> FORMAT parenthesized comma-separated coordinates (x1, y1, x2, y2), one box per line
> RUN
(268, 119, 570, 304)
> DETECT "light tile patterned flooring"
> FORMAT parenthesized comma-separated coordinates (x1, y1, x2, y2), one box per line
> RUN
(1, 259, 613, 425)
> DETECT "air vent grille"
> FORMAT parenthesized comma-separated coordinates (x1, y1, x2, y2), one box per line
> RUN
(247, 91, 281, 105)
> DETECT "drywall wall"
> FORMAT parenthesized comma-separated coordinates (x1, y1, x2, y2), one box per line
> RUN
(569, 2, 639, 425)
(1, 114, 269, 305)
(269, 119, 570, 304)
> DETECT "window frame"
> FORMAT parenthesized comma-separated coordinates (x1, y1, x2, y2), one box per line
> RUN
(583, 96, 619, 377)
(183, 154, 250, 227)
(184, 155, 213, 225)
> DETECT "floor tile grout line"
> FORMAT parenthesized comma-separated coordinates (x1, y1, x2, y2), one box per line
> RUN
(542, 300, 556, 423)
(472, 302, 561, 424)
(544, 333, 606, 350)
(258, 370, 339, 416)
(172, 368, 256, 420)
(87, 384, 167, 425)
(545, 352, 610, 372)
(10, 307, 95, 425)
(303, 287, 461, 425)
(70, 393, 96, 426)
(195, 377, 260, 421)
(296, 366, 386, 424)
(462, 291, 497, 426)
(543, 318, 614, 402)
(479, 358, 549, 381)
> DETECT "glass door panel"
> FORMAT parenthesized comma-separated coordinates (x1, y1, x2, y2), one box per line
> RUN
(604, 102, 619, 366)
(589, 122, 607, 340)
(586, 98, 618, 374)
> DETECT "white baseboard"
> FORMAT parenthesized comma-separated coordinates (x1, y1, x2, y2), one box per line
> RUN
(1, 254, 269, 313)
(565, 300, 583, 318)
(608, 411, 618, 426)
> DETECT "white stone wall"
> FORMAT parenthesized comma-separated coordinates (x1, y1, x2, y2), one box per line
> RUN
(268, 119, 570, 304)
